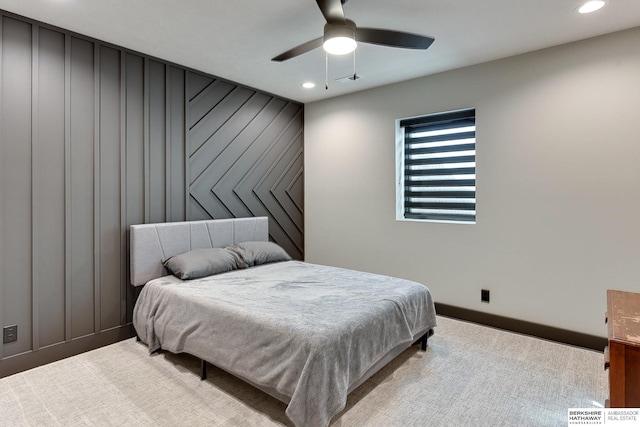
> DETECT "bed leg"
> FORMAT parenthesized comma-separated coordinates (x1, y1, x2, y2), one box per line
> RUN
(134, 286, 142, 343)
(201, 359, 207, 380)
(419, 329, 434, 352)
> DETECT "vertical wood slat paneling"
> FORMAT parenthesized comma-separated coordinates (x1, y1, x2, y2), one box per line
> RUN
(34, 27, 66, 349)
(125, 52, 145, 232)
(99, 46, 121, 331)
(120, 51, 127, 327)
(165, 68, 171, 221)
(31, 24, 39, 352)
(1, 17, 33, 357)
(149, 60, 166, 224)
(143, 58, 150, 225)
(38, 30, 70, 346)
(69, 36, 95, 340)
(0, 15, 4, 360)
(169, 67, 186, 222)
(93, 42, 101, 335)
(184, 72, 191, 221)
(64, 32, 72, 343)
(0, 10, 303, 376)
(124, 53, 145, 325)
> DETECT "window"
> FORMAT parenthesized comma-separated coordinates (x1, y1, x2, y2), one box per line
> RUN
(396, 108, 476, 223)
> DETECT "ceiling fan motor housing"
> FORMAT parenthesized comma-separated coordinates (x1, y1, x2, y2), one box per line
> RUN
(323, 19, 357, 44)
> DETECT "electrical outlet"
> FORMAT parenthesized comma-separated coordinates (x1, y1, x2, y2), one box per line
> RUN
(3, 325, 17, 343)
(481, 289, 490, 303)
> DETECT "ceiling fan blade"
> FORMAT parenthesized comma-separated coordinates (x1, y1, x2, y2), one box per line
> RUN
(315, 0, 346, 23)
(271, 37, 323, 62)
(356, 28, 435, 50)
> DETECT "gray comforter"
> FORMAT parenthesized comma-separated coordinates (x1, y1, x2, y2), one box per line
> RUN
(133, 261, 436, 427)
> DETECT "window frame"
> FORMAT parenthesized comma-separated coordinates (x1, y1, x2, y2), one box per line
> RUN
(396, 108, 477, 224)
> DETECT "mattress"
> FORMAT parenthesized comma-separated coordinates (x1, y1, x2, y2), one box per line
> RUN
(133, 260, 436, 427)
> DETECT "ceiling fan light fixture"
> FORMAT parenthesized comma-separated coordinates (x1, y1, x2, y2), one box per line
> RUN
(578, 0, 605, 14)
(323, 24, 357, 55)
(323, 36, 357, 55)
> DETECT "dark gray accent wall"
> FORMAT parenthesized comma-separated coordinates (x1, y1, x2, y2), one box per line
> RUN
(0, 11, 304, 377)
(187, 74, 304, 259)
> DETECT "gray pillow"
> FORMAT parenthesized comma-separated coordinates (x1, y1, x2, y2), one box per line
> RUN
(162, 248, 239, 280)
(226, 241, 292, 268)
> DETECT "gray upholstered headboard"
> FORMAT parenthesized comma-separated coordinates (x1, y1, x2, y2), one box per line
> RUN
(130, 217, 269, 286)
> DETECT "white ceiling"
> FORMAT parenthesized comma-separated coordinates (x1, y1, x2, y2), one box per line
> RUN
(1, 0, 640, 103)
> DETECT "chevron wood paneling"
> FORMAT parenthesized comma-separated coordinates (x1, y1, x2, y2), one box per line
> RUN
(187, 73, 304, 260)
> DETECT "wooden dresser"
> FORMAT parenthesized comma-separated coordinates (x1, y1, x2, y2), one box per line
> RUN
(605, 289, 640, 407)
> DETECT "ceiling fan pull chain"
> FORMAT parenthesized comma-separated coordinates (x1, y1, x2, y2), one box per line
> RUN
(325, 52, 329, 90)
(353, 48, 357, 81)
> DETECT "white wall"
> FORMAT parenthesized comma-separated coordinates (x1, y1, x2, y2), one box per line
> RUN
(304, 27, 640, 337)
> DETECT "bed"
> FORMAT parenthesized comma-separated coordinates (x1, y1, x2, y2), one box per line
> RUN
(131, 217, 436, 427)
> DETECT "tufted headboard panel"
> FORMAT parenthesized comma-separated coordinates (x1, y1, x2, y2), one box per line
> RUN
(130, 217, 269, 286)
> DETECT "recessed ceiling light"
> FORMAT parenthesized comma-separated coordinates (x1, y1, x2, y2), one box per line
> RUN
(302, 82, 316, 89)
(578, 0, 605, 14)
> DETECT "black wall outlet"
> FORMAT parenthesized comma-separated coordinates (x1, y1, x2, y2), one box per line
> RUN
(481, 289, 490, 303)
(3, 325, 17, 343)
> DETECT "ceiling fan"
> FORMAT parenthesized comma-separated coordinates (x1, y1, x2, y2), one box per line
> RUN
(271, 0, 435, 62)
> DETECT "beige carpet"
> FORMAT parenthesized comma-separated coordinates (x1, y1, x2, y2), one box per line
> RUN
(0, 316, 607, 426)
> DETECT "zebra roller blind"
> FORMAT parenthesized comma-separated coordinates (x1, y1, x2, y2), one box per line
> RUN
(399, 108, 476, 223)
